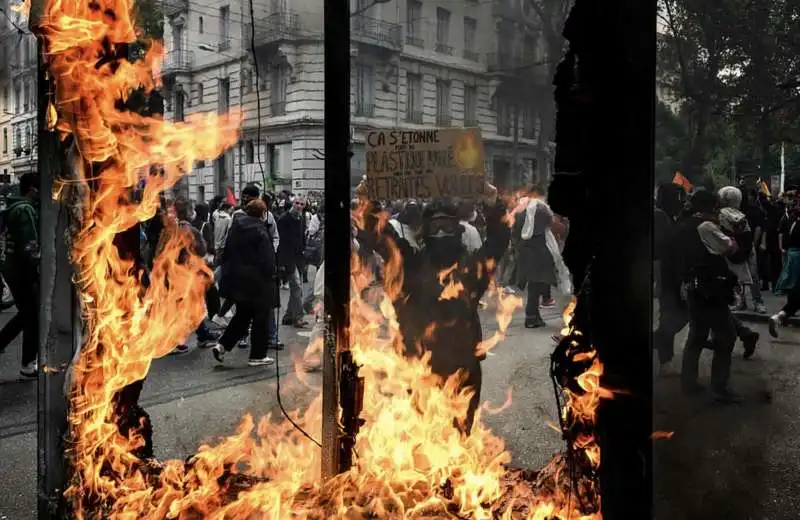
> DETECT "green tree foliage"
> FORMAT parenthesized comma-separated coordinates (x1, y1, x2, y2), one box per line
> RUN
(658, 0, 800, 184)
(132, 0, 164, 41)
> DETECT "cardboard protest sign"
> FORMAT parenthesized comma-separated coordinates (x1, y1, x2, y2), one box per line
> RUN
(364, 127, 486, 200)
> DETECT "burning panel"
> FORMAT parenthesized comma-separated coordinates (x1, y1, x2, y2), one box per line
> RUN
(34, 0, 611, 517)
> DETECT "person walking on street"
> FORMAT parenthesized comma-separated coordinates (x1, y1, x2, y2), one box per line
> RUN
(212, 199, 277, 366)
(277, 195, 308, 328)
(0, 172, 41, 377)
(678, 189, 742, 403)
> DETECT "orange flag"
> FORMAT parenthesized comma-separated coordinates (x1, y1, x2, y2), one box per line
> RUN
(672, 172, 693, 192)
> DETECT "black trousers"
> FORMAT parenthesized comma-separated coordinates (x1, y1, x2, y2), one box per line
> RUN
(218, 301, 269, 360)
(0, 311, 22, 353)
(654, 288, 688, 364)
(681, 293, 737, 393)
(525, 282, 548, 320)
(4, 274, 38, 365)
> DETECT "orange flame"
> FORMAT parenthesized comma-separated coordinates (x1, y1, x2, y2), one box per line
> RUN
(46, 0, 609, 517)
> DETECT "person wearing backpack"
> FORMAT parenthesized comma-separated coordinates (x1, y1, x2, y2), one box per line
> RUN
(717, 186, 761, 360)
(0, 172, 40, 377)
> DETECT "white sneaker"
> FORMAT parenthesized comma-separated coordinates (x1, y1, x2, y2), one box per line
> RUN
(212, 344, 225, 363)
(248, 357, 275, 367)
(20, 361, 37, 378)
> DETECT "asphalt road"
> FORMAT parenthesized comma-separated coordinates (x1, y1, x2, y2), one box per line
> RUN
(2, 289, 800, 520)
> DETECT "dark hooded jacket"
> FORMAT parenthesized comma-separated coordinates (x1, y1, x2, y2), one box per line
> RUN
(366, 199, 511, 432)
(654, 183, 685, 297)
(219, 213, 277, 308)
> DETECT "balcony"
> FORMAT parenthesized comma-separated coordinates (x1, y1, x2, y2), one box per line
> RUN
(253, 12, 309, 49)
(162, 0, 188, 17)
(351, 15, 402, 52)
(405, 35, 423, 48)
(218, 38, 232, 52)
(486, 51, 523, 74)
(354, 102, 375, 117)
(463, 49, 479, 62)
(270, 101, 286, 117)
(406, 110, 423, 124)
(436, 114, 452, 127)
(435, 42, 453, 56)
(161, 50, 194, 75)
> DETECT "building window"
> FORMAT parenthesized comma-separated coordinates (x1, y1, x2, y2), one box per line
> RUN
(435, 8, 452, 55)
(354, 63, 374, 117)
(245, 140, 255, 163)
(436, 80, 451, 126)
(197, 82, 204, 104)
(522, 105, 536, 139)
(405, 0, 422, 47)
(2, 87, 8, 113)
(271, 64, 288, 116)
(27, 125, 33, 150)
(15, 85, 21, 114)
(405, 73, 422, 123)
(199, 16, 204, 34)
(219, 6, 231, 50)
(195, 160, 205, 169)
(198, 185, 206, 203)
(242, 69, 254, 94)
(523, 34, 537, 63)
(3, 128, 7, 154)
(463, 17, 477, 61)
(496, 98, 512, 136)
(464, 85, 478, 126)
(172, 25, 183, 52)
(219, 78, 230, 114)
(174, 91, 185, 122)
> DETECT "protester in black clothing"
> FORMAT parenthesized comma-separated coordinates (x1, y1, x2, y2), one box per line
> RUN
(769, 196, 800, 338)
(360, 184, 508, 435)
(0, 172, 40, 376)
(764, 195, 786, 289)
(653, 182, 686, 370)
(277, 196, 308, 327)
(170, 197, 218, 353)
(678, 189, 741, 402)
(212, 199, 277, 366)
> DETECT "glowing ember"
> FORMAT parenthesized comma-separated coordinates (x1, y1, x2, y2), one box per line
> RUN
(39, 0, 612, 517)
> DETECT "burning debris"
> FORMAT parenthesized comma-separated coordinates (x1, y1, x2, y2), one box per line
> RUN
(35, 0, 613, 518)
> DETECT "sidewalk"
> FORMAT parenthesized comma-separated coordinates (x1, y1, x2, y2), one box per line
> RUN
(733, 291, 799, 324)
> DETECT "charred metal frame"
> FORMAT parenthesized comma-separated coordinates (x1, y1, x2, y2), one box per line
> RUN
(322, 0, 363, 479)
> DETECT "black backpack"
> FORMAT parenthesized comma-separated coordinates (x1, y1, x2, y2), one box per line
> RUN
(727, 229, 754, 264)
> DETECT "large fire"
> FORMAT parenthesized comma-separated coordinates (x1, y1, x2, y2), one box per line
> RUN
(36, 0, 611, 517)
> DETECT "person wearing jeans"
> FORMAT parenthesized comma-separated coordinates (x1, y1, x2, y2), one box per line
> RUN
(277, 196, 308, 328)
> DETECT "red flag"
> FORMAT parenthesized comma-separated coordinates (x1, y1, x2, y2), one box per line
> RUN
(672, 172, 693, 193)
(226, 186, 237, 206)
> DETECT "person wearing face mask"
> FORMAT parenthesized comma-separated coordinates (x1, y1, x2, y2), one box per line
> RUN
(358, 183, 508, 435)
(277, 195, 309, 328)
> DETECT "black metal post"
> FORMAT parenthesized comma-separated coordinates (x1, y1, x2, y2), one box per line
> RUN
(321, 0, 352, 479)
(33, 20, 77, 519)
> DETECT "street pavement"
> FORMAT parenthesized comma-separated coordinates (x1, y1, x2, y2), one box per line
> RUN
(2, 287, 800, 519)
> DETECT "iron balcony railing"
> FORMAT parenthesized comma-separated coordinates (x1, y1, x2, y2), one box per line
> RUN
(161, 50, 194, 74)
(405, 35, 423, 48)
(435, 42, 453, 55)
(486, 51, 522, 73)
(351, 15, 402, 50)
(463, 49, 479, 62)
(218, 38, 232, 51)
(253, 12, 307, 47)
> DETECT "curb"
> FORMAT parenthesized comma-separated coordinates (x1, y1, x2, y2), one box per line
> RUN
(733, 311, 800, 326)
